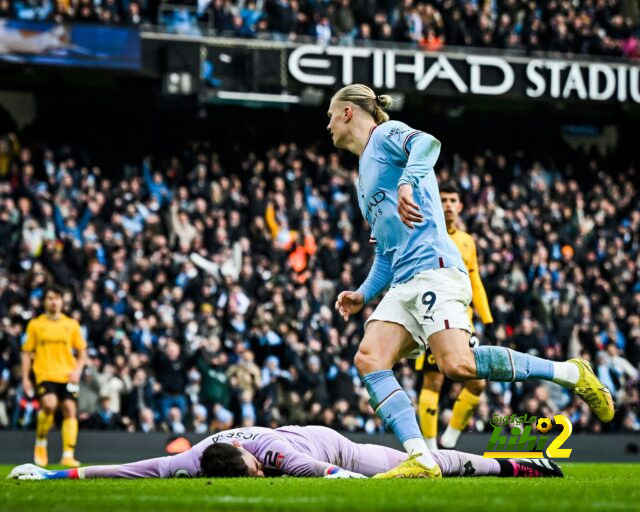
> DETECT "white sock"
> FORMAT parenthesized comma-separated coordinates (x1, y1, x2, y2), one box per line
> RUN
(35, 440, 47, 447)
(62, 450, 74, 459)
(551, 361, 579, 387)
(425, 437, 438, 451)
(403, 438, 437, 468)
(440, 425, 462, 449)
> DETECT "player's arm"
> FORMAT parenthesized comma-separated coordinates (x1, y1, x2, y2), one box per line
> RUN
(20, 351, 34, 396)
(256, 438, 363, 478)
(395, 132, 441, 229)
(336, 245, 392, 320)
(69, 321, 88, 384)
(21, 321, 36, 396)
(468, 237, 494, 325)
(11, 444, 206, 480)
(356, 245, 393, 304)
(10, 457, 179, 480)
(397, 132, 441, 189)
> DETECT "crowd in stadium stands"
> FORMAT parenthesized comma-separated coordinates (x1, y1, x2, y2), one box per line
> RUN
(0, 129, 639, 437)
(2, 0, 640, 58)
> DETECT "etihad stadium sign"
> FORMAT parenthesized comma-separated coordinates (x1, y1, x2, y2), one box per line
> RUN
(288, 44, 640, 103)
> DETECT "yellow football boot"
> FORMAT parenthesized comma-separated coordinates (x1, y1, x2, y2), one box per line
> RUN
(373, 453, 442, 479)
(33, 445, 48, 467)
(568, 358, 615, 423)
(60, 457, 81, 468)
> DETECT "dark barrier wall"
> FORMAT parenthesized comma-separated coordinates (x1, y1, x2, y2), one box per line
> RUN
(1, 432, 638, 464)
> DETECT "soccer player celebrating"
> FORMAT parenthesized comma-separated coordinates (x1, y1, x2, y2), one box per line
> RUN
(21, 285, 87, 468)
(329, 84, 614, 478)
(416, 181, 493, 450)
(7, 425, 563, 480)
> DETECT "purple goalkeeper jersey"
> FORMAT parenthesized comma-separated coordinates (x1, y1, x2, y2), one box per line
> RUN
(81, 425, 406, 478)
(79, 425, 499, 479)
(163, 425, 399, 477)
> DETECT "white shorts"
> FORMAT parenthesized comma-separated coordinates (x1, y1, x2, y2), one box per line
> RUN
(364, 266, 472, 359)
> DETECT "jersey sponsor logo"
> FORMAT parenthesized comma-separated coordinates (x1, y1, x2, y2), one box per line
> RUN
(365, 191, 386, 228)
(38, 338, 69, 346)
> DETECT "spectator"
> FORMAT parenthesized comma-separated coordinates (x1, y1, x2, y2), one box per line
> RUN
(164, 406, 186, 434)
(85, 395, 126, 430)
(153, 339, 188, 420)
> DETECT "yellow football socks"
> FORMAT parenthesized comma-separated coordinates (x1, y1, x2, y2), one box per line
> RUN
(450, 387, 481, 431)
(36, 410, 54, 441)
(418, 388, 439, 440)
(61, 417, 78, 456)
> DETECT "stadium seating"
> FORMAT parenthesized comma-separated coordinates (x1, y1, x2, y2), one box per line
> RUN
(2, 0, 640, 58)
(0, 132, 638, 435)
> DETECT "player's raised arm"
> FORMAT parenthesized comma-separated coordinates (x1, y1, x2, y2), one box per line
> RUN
(397, 133, 441, 190)
(395, 133, 441, 229)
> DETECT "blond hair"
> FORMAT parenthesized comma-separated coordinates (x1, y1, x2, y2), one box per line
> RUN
(332, 84, 392, 125)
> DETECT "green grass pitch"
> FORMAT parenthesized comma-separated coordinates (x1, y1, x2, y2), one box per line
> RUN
(2, 463, 639, 512)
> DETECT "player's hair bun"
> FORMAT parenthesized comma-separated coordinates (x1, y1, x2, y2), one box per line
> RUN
(375, 95, 393, 109)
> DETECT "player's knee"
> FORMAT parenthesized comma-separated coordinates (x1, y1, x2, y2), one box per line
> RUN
(465, 379, 486, 395)
(41, 395, 57, 413)
(439, 358, 476, 381)
(354, 347, 389, 375)
(423, 372, 444, 392)
(354, 349, 373, 375)
(42, 404, 56, 415)
(62, 401, 76, 417)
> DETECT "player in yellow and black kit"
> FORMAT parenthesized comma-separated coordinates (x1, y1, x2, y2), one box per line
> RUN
(21, 285, 87, 467)
(416, 182, 494, 450)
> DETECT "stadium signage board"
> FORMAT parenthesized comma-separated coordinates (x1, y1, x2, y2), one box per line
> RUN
(288, 44, 640, 104)
(0, 19, 141, 70)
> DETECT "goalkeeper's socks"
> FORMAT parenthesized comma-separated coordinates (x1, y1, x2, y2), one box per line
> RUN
(432, 450, 500, 476)
(363, 370, 437, 468)
(473, 347, 578, 385)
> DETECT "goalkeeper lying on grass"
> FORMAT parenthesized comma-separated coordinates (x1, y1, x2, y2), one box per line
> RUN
(8, 425, 562, 480)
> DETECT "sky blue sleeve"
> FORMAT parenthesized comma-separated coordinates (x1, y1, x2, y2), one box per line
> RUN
(356, 247, 393, 304)
(397, 132, 441, 189)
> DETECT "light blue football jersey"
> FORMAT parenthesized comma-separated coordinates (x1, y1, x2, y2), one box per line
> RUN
(357, 120, 466, 287)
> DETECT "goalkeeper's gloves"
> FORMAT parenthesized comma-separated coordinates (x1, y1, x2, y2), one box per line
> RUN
(324, 466, 367, 479)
